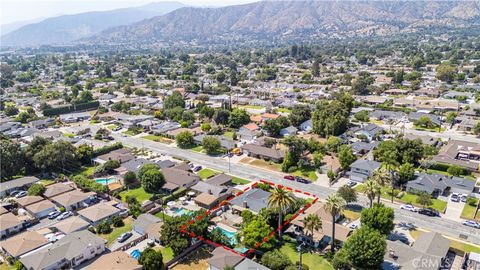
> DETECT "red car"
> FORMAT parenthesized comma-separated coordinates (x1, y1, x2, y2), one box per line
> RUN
(284, 175, 295, 180)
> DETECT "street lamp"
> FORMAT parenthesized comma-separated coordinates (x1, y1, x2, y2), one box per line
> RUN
(297, 242, 305, 270)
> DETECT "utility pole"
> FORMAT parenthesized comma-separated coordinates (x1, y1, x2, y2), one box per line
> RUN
(297, 242, 305, 270)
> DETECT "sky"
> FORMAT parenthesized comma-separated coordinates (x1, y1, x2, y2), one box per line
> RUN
(0, 0, 258, 25)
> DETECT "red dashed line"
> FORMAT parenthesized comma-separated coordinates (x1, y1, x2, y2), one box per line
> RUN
(304, 192, 310, 196)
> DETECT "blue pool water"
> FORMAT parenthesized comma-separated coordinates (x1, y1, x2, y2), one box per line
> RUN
(130, 249, 141, 260)
(175, 208, 192, 216)
(214, 226, 238, 245)
(95, 177, 117, 185)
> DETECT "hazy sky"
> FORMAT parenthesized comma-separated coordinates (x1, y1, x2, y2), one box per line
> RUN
(0, 0, 258, 25)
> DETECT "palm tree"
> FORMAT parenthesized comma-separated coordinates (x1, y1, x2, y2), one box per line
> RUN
(324, 194, 346, 253)
(268, 186, 298, 238)
(303, 214, 322, 243)
(371, 168, 390, 203)
(364, 179, 380, 208)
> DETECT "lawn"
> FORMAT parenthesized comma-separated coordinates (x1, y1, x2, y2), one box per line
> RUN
(292, 166, 318, 181)
(79, 165, 96, 177)
(399, 193, 447, 212)
(155, 246, 174, 262)
(277, 108, 292, 114)
(426, 169, 476, 181)
(280, 242, 333, 270)
(106, 124, 119, 130)
(197, 168, 219, 179)
(231, 176, 250, 185)
(461, 200, 479, 221)
(249, 159, 282, 172)
(38, 179, 56, 186)
(142, 135, 174, 144)
(120, 187, 152, 203)
(190, 145, 204, 153)
(413, 125, 444, 132)
(343, 209, 361, 221)
(240, 105, 264, 110)
(100, 217, 133, 245)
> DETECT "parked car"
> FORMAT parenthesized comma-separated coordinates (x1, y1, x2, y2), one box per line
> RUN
(56, 211, 72, 220)
(418, 208, 439, 217)
(400, 204, 417, 212)
(461, 194, 468, 203)
(193, 166, 203, 172)
(284, 175, 295, 181)
(117, 232, 133, 243)
(463, 220, 480, 229)
(48, 210, 61, 219)
(295, 177, 310, 184)
(9, 190, 21, 197)
(451, 193, 460, 202)
(346, 181, 357, 188)
(15, 191, 28, 198)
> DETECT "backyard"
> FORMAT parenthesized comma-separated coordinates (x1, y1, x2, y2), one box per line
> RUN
(99, 217, 133, 245)
(119, 187, 152, 203)
(280, 241, 333, 270)
(426, 168, 476, 181)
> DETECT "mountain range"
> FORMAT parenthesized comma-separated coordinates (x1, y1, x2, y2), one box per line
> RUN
(0, 1, 185, 47)
(3, 1, 480, 48)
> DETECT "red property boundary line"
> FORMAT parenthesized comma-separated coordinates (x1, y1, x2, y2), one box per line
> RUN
(179, 180, 319, 257)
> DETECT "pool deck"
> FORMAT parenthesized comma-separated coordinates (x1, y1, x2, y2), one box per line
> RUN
(216, 223, 237, 233)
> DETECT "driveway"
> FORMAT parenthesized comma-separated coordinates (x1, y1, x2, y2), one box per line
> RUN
(443, 199, 464, 222)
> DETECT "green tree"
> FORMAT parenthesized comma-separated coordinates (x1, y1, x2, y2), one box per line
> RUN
(327, 170, 336, 186)
(397, 162, 415, 185)
(4, 105, 19, 116)
(312, 95, 352, 137)
(289, 104, 311, 127)
(416, 192, 433, 209)
(260, 250, 292, 270)
(33, 140, 78, 173)
(446, 112, 457, 124)
(360, 203, 394, 235)
(343, 227, 386, 269)
(96, 220, 112, 234)
(331, 248, 350, 270)
(436, 63, 457, 83)
(324, 194, 346, 253)
(354, 110, 369, 122)
(303, 213, 322, 240)
(76, 144, 94, 164)
(338, 145, 356, 170)
(111, 215, 124, 227)
(200, 123, 212, 132)
(312, 152, 324, 171)
(228, 109, 250, 128)
(337, 186, 357, 204)
(326, 136, 342, 153)
(213, 109, 230, 125)
(28, 183, 46, 196)
(164, 91, 185, 110)
(364, 179, 381, 208)
(138, 164, 160, 180)
(202, 136, 221, 155)
(176, 131, 194, 148)
(447, 165, 464, 176)
(415, 116, 437, 129)
(140, 169, 165, 193)
(268, 186, 297, 237)
(1, 139, 25, 180)
(123, 171, 136, 187)
(240, 217, 275, 250)
(139, 247, 163, 270)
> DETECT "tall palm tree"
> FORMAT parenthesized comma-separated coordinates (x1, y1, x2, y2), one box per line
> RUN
(268, 186, 298, 237)
(364, 179, 380, 208)
(371, 167, 390, 203)
(303, 214, 322, 243)
(324, 194, 346, 253)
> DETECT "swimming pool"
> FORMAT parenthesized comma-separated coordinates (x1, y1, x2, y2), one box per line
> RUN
(174, 208, 192, 216)
(130, 249, 141, 260)
(214, 226, 238, 245)
(95, 177, 117, 185)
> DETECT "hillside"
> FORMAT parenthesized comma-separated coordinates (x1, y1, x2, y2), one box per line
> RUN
(84, 0, 480, 45)
(1, 1, 185, 47)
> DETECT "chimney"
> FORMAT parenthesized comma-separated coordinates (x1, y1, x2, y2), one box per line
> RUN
(243, 201, 248, 208)
(208, 189, 212, 195)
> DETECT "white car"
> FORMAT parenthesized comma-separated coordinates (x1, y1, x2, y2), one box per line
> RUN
(451, 193, 460, 202)
(400, 204, 417, 212)
(463, 220, 480, 229)
(56, 211, 72, 220)
(15, 191, 28, 198)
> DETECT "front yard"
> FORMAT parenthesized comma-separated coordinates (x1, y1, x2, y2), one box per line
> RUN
(280, 242, 334, 270)
(119, 187, 152, 203)
(231, 176, 250, 185)
(197, 168, 219, 179)
(291, 166, 318, 181)
(142, 135, 174, 144)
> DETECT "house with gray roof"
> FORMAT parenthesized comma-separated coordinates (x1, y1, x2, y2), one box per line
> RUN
(235, 258, 270, 270)
(194, 134, 237, 150)
(20, 230, 106, 270)
(279, 126, 298, 137)
(351, 141, 379, 156)
(229, 188, 271, 214)
(133, 213, 162, 235)
(348, 160, 381, 183)
(0, 176, 39, 198)
(350, 123, 384, 142)
(408, 112, 441, 126)
(300, 119, 313, 132)
(207, 247, 244, 270)
(192, 181, 233, 209)
(406, 173, 475, 196)
(242, 144, 285, 163)
(369, 110, 406, 122)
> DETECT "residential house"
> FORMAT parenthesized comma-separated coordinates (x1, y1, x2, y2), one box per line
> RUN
(20, 230, 106, 270)
(350, 124, 384, 142)
(151, 121, 181, 134)
(433, 140, 479, 172)
(289, 202, 352, 248)
(25, 200, 57, 219)
(161, 164, 201, 194)
(93, 148, 135, 165)
(0, 231, 49, 258)
(384, 89, 409, 95)
(0, 176, 39, 198)
(50, 190, 96, 211)
(15, 196, 44, 208)
(59, 112, 91, 123)
(408, 112, 441, 126)
(300, 119, 313, 132)
(369, 110, 406, 122)
(351, 141, 379, 156)
(28, 118, 54, 129)
(234, 259, 270, 270)
(384, 232, 450, 270)
(206, 174, 233, 186)
(0, 212, 25, 238)
(193, 134, 236, 150)
(348, 159, 381, 183)
(242, 144, 285, 163)
(53, 216, 90, 234)
(86, 251, 141, 270)
(403, 134, 440, 147)
(358, 95, 389, 105)
(406, 173, 475, 196)
(133, 213, 163, 243)
(279, 126, 298, 137)
(192, 181, 233, 209)
(415, 88, 442, 98)
(207, 247, 244, 270)
(77, 201, 122, 225)
(43, 183, 75, 199)
(458, 117, 480, 133)
(229, 188, 271, 214)
(238, 123, 260, 141)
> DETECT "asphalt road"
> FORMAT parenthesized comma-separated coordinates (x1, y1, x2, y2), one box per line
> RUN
(112, 133, 480, 245)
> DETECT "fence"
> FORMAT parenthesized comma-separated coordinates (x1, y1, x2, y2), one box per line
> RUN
(165, 240, 204, 269)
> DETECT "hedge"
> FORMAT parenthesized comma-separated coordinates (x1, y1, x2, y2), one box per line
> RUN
(43, 101, 99, 116)
(163, 187, 187, 203)
(430, 162, 468, 175)
(92, 142, 123, 157)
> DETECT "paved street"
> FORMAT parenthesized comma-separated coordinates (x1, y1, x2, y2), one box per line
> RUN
(111, 133, 480, 245)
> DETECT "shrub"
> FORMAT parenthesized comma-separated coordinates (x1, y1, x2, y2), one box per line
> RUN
(467, 197, 478, 207)
(111, 215, 124, 227)
(96, 220, 112, 234)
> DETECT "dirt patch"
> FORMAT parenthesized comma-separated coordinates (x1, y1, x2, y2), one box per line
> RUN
(239, 157, 253, 164)
(171, 247, 212, 270)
